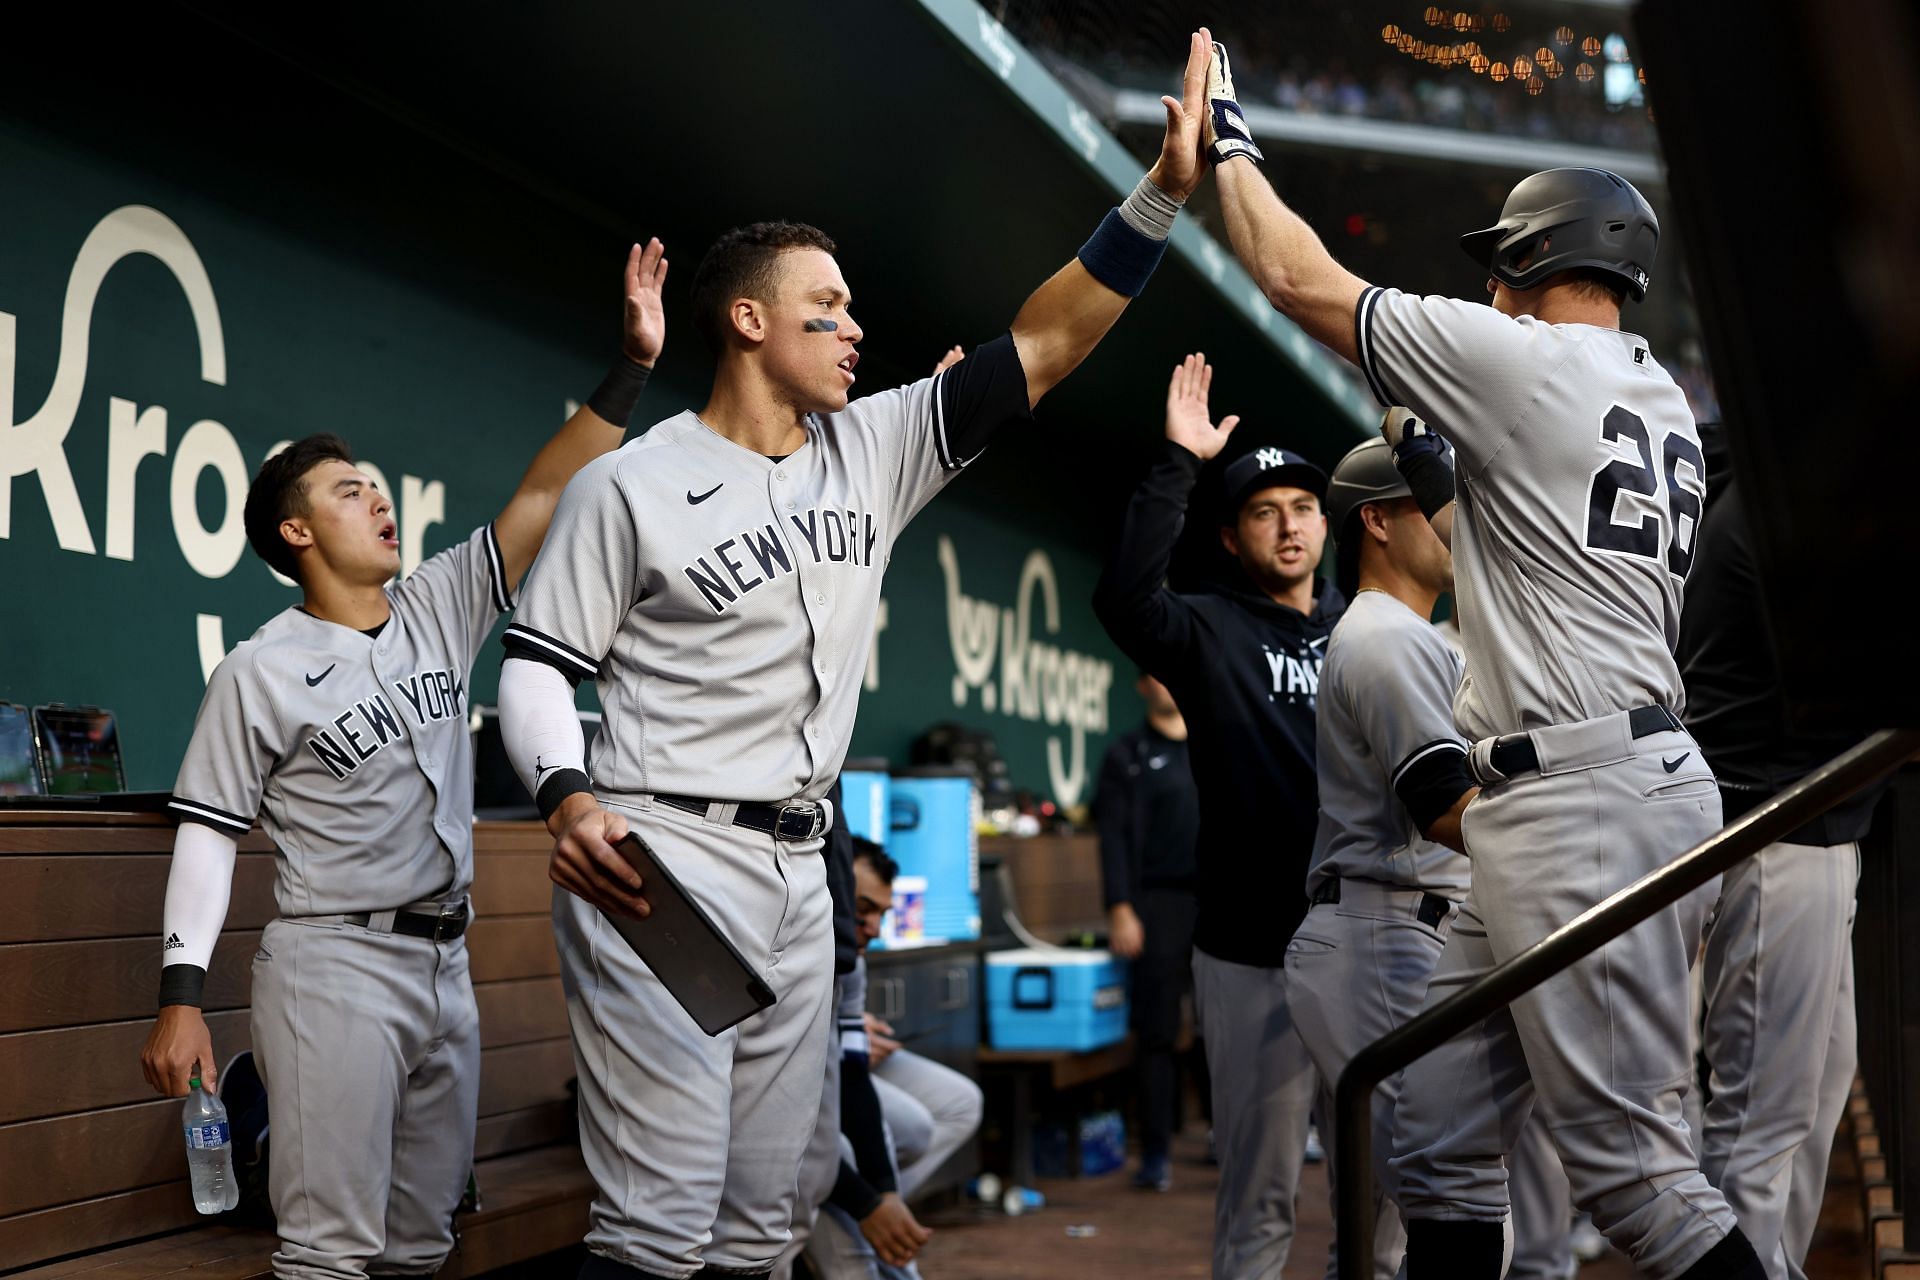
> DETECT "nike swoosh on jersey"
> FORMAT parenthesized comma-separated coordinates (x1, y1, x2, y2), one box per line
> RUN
(687, 483, 723, 504)
(305, 664, 337, 686)
(1662, 752, 1691, 773)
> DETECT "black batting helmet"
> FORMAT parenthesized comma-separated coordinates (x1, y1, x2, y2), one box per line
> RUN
(1460, 167, 1659, 301)
(1327, 437, 1410, 598)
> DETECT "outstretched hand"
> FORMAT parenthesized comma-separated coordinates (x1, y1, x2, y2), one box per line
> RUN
(622, 238, 668, 368)
(1164, 352, 1241, 460)
(1150, 29, 1214, 201)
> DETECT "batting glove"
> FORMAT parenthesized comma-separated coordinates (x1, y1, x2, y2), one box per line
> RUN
(1204, 41, 1265, 166)
(1381, 407, 1457, 519)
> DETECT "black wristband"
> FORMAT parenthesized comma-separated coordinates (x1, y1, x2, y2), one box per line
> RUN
(585, 356, 651, 429)
(536, 768, 594, 822)
(159, 963, 208, 1010)
(1397, 449, 1456, 520)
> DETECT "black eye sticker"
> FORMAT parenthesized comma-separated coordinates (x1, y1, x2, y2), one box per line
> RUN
(803, 319, 839, 333)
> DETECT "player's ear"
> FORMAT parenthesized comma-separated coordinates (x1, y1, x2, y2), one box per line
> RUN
(1218, 524, 1240, 558)
(279, 516, 314, 551)
(730, 297, 767, 347)
(1359, 502, 1391, 545)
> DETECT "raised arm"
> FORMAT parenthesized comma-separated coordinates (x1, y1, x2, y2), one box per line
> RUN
(1007, 32, 1213, 407)
(492, 239, 668, 588)
(1092, 354, 1240, 672)
(1381, 406, 1458, 550)
(1200, 35, 1370, 362)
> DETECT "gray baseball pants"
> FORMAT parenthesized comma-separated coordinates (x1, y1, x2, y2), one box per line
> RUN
(558, 799, 833, 1278)
(250, 915, 480, 1279)
(872, 1048, 983, 1199)
(1507, 1114, 1577, 1280)
(1389, 716, 1738, 1279)
(1699, 839, 1860, 1280)
(1287, 881, 1462, 1279)
(1193, 947, 1319, 1280)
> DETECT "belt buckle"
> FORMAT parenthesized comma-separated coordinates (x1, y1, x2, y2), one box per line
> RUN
(432, 901, 466, 941)
(775, 802, 825, 842)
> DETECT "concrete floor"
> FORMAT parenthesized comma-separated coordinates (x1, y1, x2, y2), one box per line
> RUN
(911, 1121, 1872, 1279)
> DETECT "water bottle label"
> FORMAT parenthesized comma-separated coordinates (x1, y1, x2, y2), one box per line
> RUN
(187, 1121, 230, 1150)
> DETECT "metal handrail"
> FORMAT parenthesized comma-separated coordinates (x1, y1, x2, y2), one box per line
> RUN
(1334, 727, 1920, 1280)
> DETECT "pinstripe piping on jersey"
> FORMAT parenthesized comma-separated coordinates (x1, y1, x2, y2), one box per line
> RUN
(1354, 285, 1393, 409)
(502, 623, 598, 681)
(1391, 738, 1470, 788)
(483, 522, 513, 615)
(167, 796, 253, 836)
(1355, 286, 1392, 408)
(931, 369, 954, 470)
(929, 368, 985, 472)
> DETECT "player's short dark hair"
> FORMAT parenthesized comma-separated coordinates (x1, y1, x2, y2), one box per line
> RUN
(243, 433, 355, 583)
(1561, 267, 1628, 310)
(690, 221, 838, 354)
(850, 835, 898, 885)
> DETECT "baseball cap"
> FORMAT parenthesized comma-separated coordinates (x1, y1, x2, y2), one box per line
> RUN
(1221, 446, 1329, 522)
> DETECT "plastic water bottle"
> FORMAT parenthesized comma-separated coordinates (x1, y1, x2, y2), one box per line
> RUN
(183, 1075, 239, 1213)
(1001, 1185, 1045, 1216)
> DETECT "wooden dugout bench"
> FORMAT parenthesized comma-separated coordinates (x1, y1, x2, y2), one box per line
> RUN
(0, 811, 590, 1278)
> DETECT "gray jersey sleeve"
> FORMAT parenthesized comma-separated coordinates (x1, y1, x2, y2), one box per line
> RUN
(389, 521, 514, 668)
(169, 654, 285, 836)
(501, 452, 641, 682)
(840, 331, 1031, 533)
(1354, 287, 1558, 474)
(1337, 621, 1470, 815)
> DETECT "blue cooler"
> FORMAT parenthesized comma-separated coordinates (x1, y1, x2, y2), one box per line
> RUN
(986, 948, 1128, 1051)
(886, 767, 979, 944)
(838, 758, 890, 847)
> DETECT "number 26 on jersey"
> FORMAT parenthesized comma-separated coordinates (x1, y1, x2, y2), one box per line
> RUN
(1584, 405, 1705, 580)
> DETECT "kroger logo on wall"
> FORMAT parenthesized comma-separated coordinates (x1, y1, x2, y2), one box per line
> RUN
(2, 206, 453, 681)
(936, 534, 1113, 808)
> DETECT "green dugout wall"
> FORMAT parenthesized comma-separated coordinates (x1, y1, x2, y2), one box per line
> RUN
(1, 4, 1368, 808)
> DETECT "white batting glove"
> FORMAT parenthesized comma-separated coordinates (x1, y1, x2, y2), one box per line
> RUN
(1204, 41, 1264, 165)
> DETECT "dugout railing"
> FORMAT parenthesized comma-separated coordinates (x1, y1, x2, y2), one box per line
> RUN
(1332, 728, 1920, 1280)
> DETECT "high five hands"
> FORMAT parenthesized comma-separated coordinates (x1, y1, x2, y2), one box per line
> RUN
(622, 238, 669, 368)
(1163, 353, 1241, 461)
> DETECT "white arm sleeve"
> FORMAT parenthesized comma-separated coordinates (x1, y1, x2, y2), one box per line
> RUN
(499, 655, 587, 803)
(162, 821, 239, 971)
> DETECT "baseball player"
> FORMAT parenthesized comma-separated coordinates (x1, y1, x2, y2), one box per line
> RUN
(1679, 424, 1886, 1280)
(138, 242, 671, 1278)
(493, 33, 1220, 1279)
(1194, 33, 1763, 1279)
(1284, 434, 1470, 1279)
(853, 841, 984, 1204)
(1093, 352, 1344, 1279)
(1093, 670, 1201, 1193)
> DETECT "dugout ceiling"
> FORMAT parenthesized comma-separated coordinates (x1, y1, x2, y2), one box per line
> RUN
(171, 0, 1375, 541)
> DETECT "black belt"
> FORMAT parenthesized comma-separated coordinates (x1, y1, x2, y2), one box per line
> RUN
(1311, 878, 1454, 931)
(656, 793, 828, 842)
(342, 901, 470, 942)
(1485, 704, 1683, 781)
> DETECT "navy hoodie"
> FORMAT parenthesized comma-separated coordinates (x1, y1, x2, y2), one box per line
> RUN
(1094, 441, 1345, 968)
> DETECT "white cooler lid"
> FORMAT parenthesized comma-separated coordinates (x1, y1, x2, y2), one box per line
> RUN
(986, 947, 1114, 967)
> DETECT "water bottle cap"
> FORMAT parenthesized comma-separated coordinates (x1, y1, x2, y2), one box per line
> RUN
(188, 1076, 202, 1090)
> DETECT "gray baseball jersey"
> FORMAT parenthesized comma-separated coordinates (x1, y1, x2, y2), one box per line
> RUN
(169, 523, 512, 914)
(1355, 287, 1706, 741)
(503, 335, 1029, 803)
(1305, 589, 1469, 896)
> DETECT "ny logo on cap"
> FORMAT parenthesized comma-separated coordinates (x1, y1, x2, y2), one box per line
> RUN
(1256, 447, 1287, 469)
